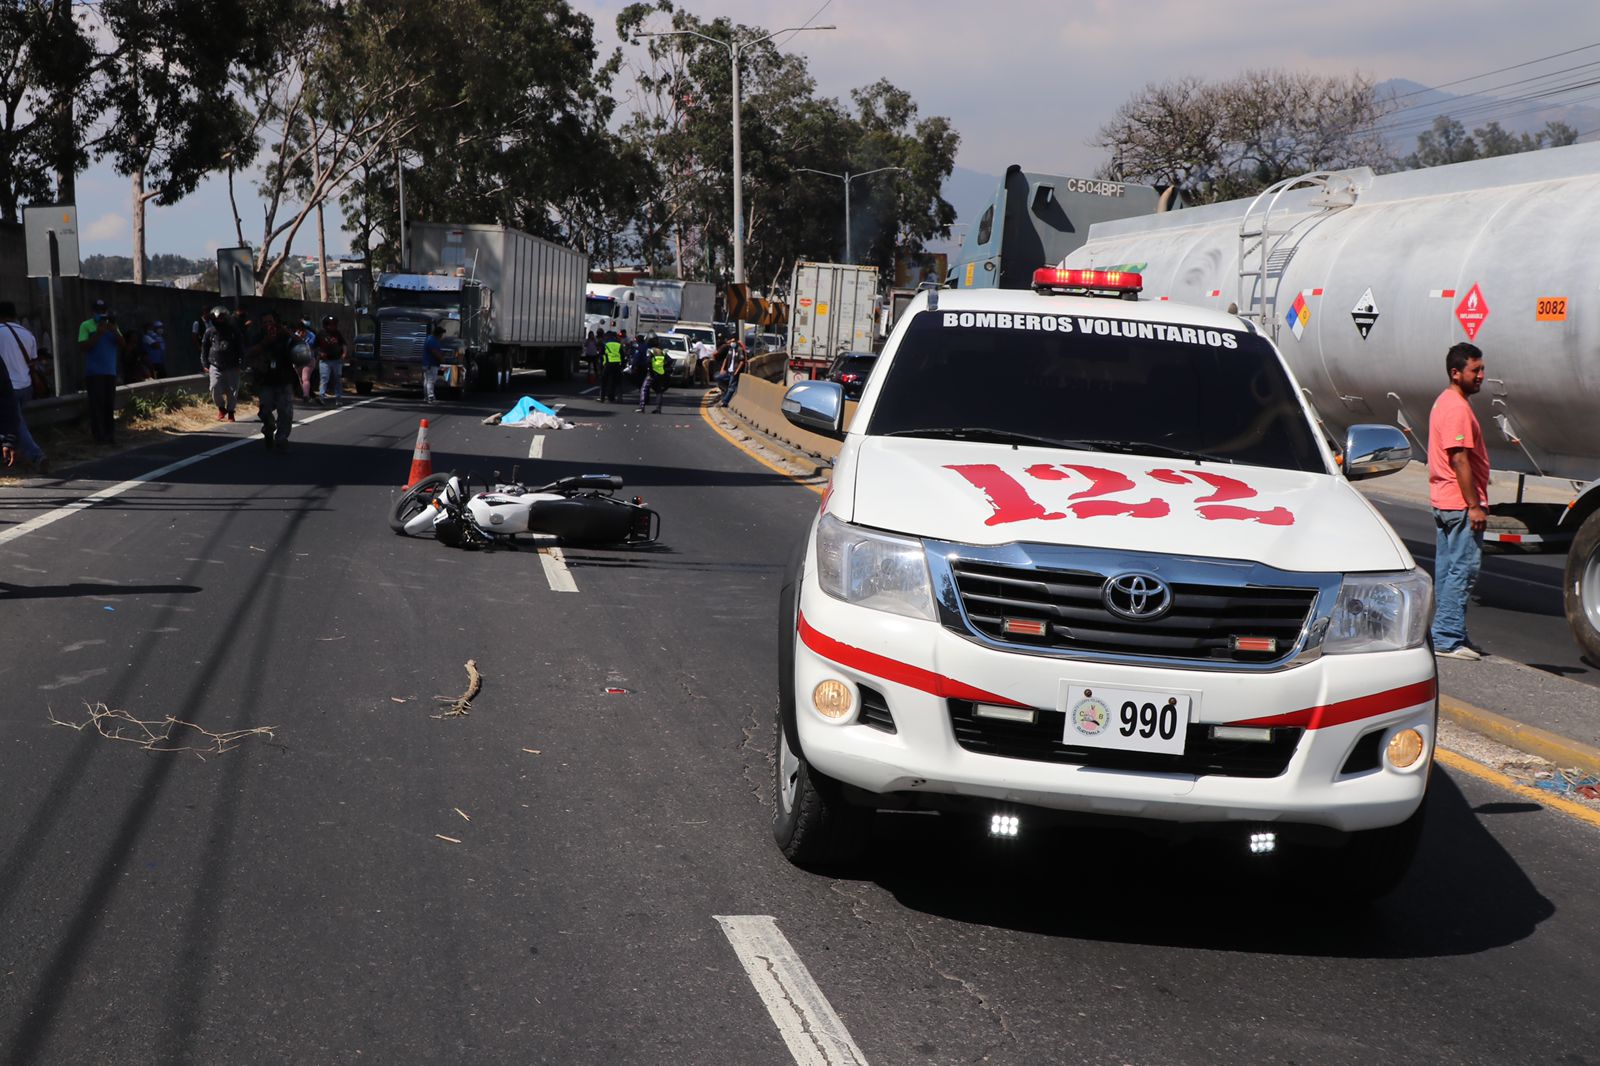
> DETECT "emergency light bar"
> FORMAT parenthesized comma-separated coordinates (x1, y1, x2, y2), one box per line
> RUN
(1032, 267, 1143, 294)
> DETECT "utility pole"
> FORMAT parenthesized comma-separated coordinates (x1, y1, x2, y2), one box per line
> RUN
(638, 23, 835, 285)
(792, 166, 904, 264)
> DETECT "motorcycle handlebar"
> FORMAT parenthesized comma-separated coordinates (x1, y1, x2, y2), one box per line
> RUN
(533, 473, 624, 494)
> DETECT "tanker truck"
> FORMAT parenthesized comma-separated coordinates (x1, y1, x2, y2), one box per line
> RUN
(1061, 142, 1600, 661)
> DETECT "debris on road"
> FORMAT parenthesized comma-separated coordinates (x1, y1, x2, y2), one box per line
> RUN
(48, 702, 276, 758)
(390, 697, 408, 704)
(433, 659, 483, 718)
(1533, 768, 1600, 799)
(435, 834, 461, 845)
(521, 748, 542, 755)
(454, 807, 471, 822)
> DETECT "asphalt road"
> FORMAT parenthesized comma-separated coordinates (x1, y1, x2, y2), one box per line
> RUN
(2, 380, 1597, 1066)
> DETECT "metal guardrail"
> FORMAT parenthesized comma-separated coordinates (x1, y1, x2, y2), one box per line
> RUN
(26, 373, 212, 428)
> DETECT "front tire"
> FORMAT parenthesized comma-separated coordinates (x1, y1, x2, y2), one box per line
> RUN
(773, 714, 870, 866)
(771, 536, 869, 866)
(389, 472, 452, 534)
(1294, 802, 1427, 904)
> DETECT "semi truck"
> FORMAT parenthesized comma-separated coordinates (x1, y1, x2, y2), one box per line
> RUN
(1061, 141, 1600, 661)
(584, 279, 715, 340)
(354, 222, 587, 394)
(785, 262, 878, 384)
(947, 165, 1170, 290)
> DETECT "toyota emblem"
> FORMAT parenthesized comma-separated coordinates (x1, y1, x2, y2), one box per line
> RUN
(1103, 573, 1173, 621)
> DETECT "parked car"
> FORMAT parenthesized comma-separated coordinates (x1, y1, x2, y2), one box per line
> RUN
(825, 351, 878, 400)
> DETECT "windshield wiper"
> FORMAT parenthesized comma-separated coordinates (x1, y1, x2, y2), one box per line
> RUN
(880, 427, 1108, 451)
(1078, 439, 1235, 464)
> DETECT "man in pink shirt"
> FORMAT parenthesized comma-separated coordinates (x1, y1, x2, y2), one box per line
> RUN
(1427, 342, 1490, 659)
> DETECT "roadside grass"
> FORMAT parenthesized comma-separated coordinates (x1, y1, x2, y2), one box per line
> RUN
(1, 387, 231, 486)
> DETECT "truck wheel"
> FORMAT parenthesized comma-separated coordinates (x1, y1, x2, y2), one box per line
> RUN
(771, 539, 870, 866)
(1563, 509, 1600, 664)
(773, 713, 870, 867)
(1293, 802, 1426, 904)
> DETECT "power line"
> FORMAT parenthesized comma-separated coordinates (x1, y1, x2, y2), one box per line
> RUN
(1387, 40, 1600, 102)
(1380, 58, 1600, 123)
(1368, 70, 1600, 140)
(771, 0, 835, 49)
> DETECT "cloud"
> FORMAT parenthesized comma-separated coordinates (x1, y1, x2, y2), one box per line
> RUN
(84, 212, 128, 241)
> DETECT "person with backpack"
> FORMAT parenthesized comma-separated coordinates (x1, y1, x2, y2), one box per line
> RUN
(201, 306, 244, 421)
(292, 319, 319, 404)
(637, 335, 670, 413)
(315, 316, 348, 405)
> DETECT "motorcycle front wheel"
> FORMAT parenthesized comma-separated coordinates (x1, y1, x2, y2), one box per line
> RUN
(389, 472, 454, 535)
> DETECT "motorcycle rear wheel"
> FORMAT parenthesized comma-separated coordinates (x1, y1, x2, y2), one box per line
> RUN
(389, 472, 454, 535)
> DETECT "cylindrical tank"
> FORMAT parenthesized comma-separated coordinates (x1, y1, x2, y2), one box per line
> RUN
(1063, 143, 1600, 484)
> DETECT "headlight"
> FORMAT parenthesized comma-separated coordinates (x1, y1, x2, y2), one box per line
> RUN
(814, 513, 936, 621)
(1321, 568, 1433, 654)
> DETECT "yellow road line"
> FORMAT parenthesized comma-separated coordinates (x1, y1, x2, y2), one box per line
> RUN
(699, 393, 826, 496)
(1435, 748, 1600, 829)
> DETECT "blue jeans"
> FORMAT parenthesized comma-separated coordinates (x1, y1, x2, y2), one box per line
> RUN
(319, 359, 343, 400)
(715, 372, 739, 406)
(12, 384, 45, 463)
(1431, 507, 1483, 651)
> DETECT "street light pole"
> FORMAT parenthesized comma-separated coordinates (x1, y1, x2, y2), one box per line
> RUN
(638, 24, 835, 285)
(791, 166, 904, 264)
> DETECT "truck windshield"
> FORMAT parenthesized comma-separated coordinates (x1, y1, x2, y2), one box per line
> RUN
(586, 295, 618, 316)
(380, 289, 462, 312)
(865, 311, 1326, 472)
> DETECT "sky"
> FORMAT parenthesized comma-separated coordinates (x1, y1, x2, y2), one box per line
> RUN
(71, 0, 1600, 262)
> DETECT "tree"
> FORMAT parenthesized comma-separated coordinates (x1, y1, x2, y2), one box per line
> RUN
(93, 0, 279, 284)
(1094, 70, 1392, 204)
(615, 4, 958, 288)
(0, 1, 93, 221)
(1404, 116, 1480, 168)
(1402, 116, 1577, 170)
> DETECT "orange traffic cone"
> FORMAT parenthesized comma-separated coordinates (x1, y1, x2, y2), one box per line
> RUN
(404, 419, 433, 488)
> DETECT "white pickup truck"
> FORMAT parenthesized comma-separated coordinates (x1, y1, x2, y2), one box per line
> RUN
(774, 269, 1436, 900)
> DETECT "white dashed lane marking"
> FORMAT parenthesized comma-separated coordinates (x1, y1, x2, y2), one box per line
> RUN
(714, 915, 868, 1066)
(529, 435, 545, 459)
(538, 545, 577, 593)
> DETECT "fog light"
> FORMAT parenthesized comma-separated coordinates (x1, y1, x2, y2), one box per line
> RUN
(1248, 831, 1276, 855)
(812, 679, 854, 719)
(989, 813, 1020, 838)
(1387, 728, 1425, 768)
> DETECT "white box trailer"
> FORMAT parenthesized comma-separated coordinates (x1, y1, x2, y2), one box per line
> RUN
(632, 278, 716, 331)
(786, 262, 878, 381)
(408, 221, 588, 382)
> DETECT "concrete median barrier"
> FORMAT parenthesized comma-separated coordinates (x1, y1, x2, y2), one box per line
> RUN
(725, 373, 855, 462)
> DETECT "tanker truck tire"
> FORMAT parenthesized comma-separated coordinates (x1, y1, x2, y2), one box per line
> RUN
(1562, 510, 1600, 665)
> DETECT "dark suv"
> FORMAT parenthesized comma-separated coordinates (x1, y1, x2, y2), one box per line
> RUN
(825, 351, 878, 400)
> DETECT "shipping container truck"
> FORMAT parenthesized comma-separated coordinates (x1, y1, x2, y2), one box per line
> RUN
(632, 278, 716, 331)
(785, 262, 878, 384)
(360, 222, 587, 391)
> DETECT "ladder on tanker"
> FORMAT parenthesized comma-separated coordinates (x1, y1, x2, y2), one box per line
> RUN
(1236, 170, 1368, 340)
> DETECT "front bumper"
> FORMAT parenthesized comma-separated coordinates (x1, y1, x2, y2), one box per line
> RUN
(793, 580, 1436, 834)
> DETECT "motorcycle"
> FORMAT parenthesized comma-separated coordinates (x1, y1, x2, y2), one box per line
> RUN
(389, 469, 660, 550)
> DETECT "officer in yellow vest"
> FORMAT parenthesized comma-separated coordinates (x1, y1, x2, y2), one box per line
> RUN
(638, 335, 670, 413)
(600, 330, 625, 403)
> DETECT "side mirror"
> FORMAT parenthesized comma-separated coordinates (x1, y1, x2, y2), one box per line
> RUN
(1343, 424, 1412, 481)
(782, 380, 846, 440)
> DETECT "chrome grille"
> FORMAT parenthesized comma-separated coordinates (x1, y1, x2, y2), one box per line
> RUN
(946, 557, 1319, 665)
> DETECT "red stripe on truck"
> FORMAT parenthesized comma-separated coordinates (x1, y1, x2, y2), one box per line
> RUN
(1234, 678, 1437, 730)
(798, 613, 1029, 708)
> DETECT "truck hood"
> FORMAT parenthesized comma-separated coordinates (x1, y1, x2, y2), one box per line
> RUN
(842, 437, 1410, 574)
